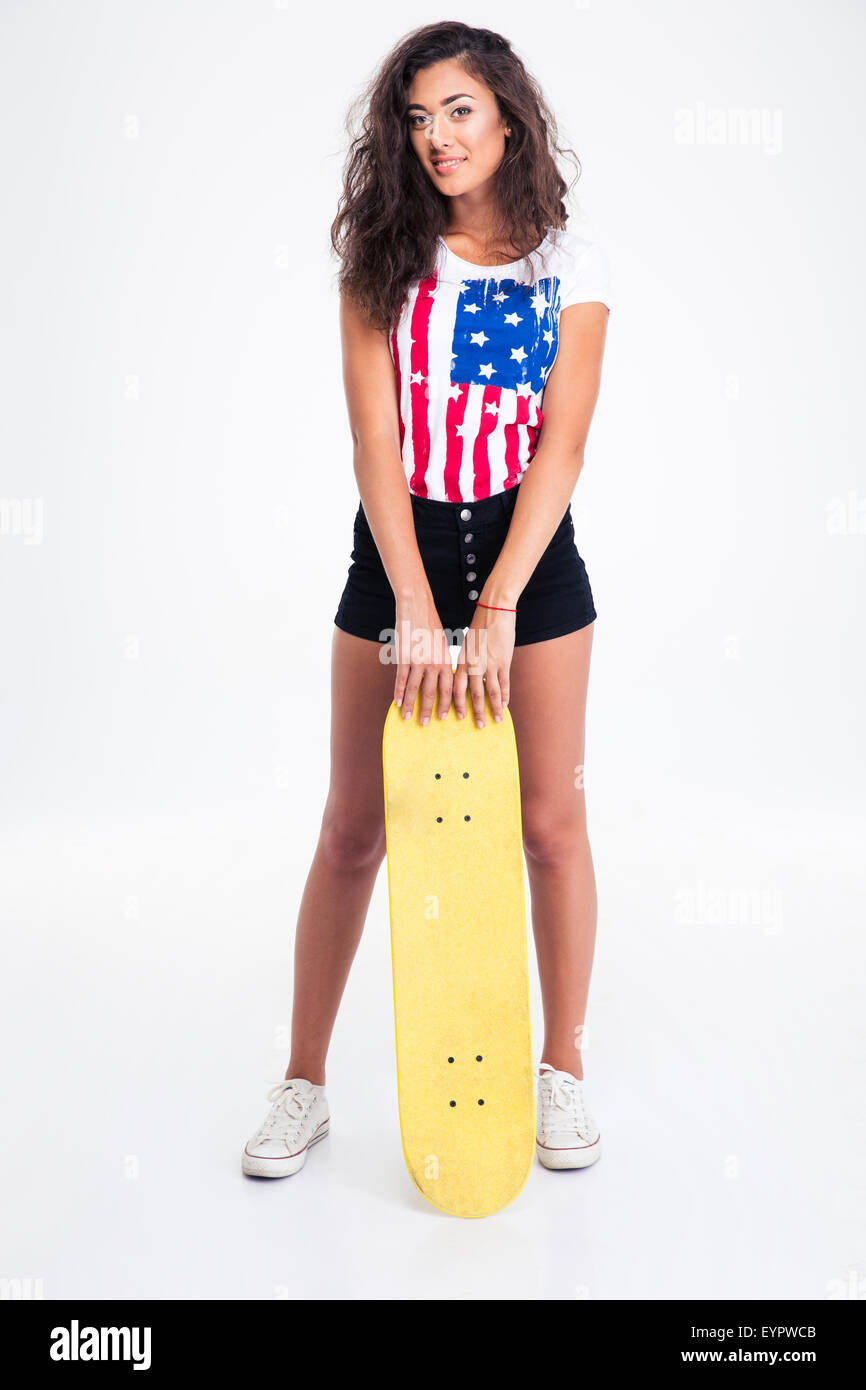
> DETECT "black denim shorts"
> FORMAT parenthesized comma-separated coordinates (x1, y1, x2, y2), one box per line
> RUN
(333, 481, 596, 648)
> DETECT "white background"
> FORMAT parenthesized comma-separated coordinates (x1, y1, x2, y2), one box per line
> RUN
(1, 0, 863, 1300)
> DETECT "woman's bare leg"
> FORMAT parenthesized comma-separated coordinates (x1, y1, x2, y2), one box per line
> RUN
(285, 627, 396, 1085)
(506, 623, 596, 1081)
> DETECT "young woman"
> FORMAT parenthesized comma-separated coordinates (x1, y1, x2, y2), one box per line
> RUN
(243, 21, 612, 1181)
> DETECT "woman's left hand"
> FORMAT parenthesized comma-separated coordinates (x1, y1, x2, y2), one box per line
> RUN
(452, 602, 515, 727)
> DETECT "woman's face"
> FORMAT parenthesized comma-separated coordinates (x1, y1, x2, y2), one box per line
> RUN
(406, 59, 510, 199)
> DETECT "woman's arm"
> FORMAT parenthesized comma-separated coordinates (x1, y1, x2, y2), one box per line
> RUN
(339, 289, 454, 722)
(479, 301, 610, 610)
(339, 289, 430, 605)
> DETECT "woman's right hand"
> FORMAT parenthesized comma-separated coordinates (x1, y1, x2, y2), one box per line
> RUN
(392, 593, 455, 726)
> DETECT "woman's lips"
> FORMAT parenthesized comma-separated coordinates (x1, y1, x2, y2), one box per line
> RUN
(432, 158, 466, 174)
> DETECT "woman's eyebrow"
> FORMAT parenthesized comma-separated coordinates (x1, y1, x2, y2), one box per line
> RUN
(406, 92, 476, 112)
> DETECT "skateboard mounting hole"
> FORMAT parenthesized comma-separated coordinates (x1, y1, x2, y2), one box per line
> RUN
(476, 1055, 482, 1061)
(464, 815, 471, 821)
(435, 773, 441, 779)
(449, 1100, 456, 1107)
(478, 1099, 484, 1105)
(436, 817, 443, 823)
(463, 772, 469, 778)
(448, 1057, 454, 1063)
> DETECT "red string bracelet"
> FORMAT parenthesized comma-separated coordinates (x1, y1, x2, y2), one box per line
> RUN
(477, 601, 517, 612)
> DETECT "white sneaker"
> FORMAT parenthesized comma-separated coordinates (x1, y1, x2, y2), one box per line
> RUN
(536, 1062, 601, 1169)
(242, 1078, 330, 1178)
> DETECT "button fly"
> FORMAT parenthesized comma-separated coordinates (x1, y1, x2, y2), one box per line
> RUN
(460, 508, 472, 521)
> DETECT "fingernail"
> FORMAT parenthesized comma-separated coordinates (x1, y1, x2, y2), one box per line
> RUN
(395, 697, 402, 706)
(421, 717, 429, 726)
(494, 714, 502, 722)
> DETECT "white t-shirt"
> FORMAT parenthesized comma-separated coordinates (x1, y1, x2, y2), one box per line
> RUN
(388, 225, 612, 503)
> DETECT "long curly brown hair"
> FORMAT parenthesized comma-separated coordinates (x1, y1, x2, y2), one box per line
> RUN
(330, 21, 581, 332)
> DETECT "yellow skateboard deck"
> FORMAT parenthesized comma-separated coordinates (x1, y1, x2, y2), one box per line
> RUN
(382, 687, 535, 1218)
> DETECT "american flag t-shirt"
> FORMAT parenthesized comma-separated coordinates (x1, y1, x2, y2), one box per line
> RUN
(389, 226, 612, 503)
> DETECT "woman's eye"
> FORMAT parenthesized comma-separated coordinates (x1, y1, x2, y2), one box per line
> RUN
(408, 107, 472, 129)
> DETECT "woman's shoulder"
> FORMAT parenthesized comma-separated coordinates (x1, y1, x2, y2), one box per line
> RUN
(544, 225, 612, 311)
(545, 223, 606, 262)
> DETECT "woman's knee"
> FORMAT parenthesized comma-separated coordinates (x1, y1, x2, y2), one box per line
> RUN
(521, 796, 588, 866)
(320, 802, 387, 870)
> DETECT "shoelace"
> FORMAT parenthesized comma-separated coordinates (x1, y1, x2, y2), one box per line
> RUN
(543, 1071, 594, 1139)
(254, 1081, 313, 1142)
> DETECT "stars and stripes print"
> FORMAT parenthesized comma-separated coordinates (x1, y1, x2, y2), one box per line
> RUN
(390, 266, 564, 502)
